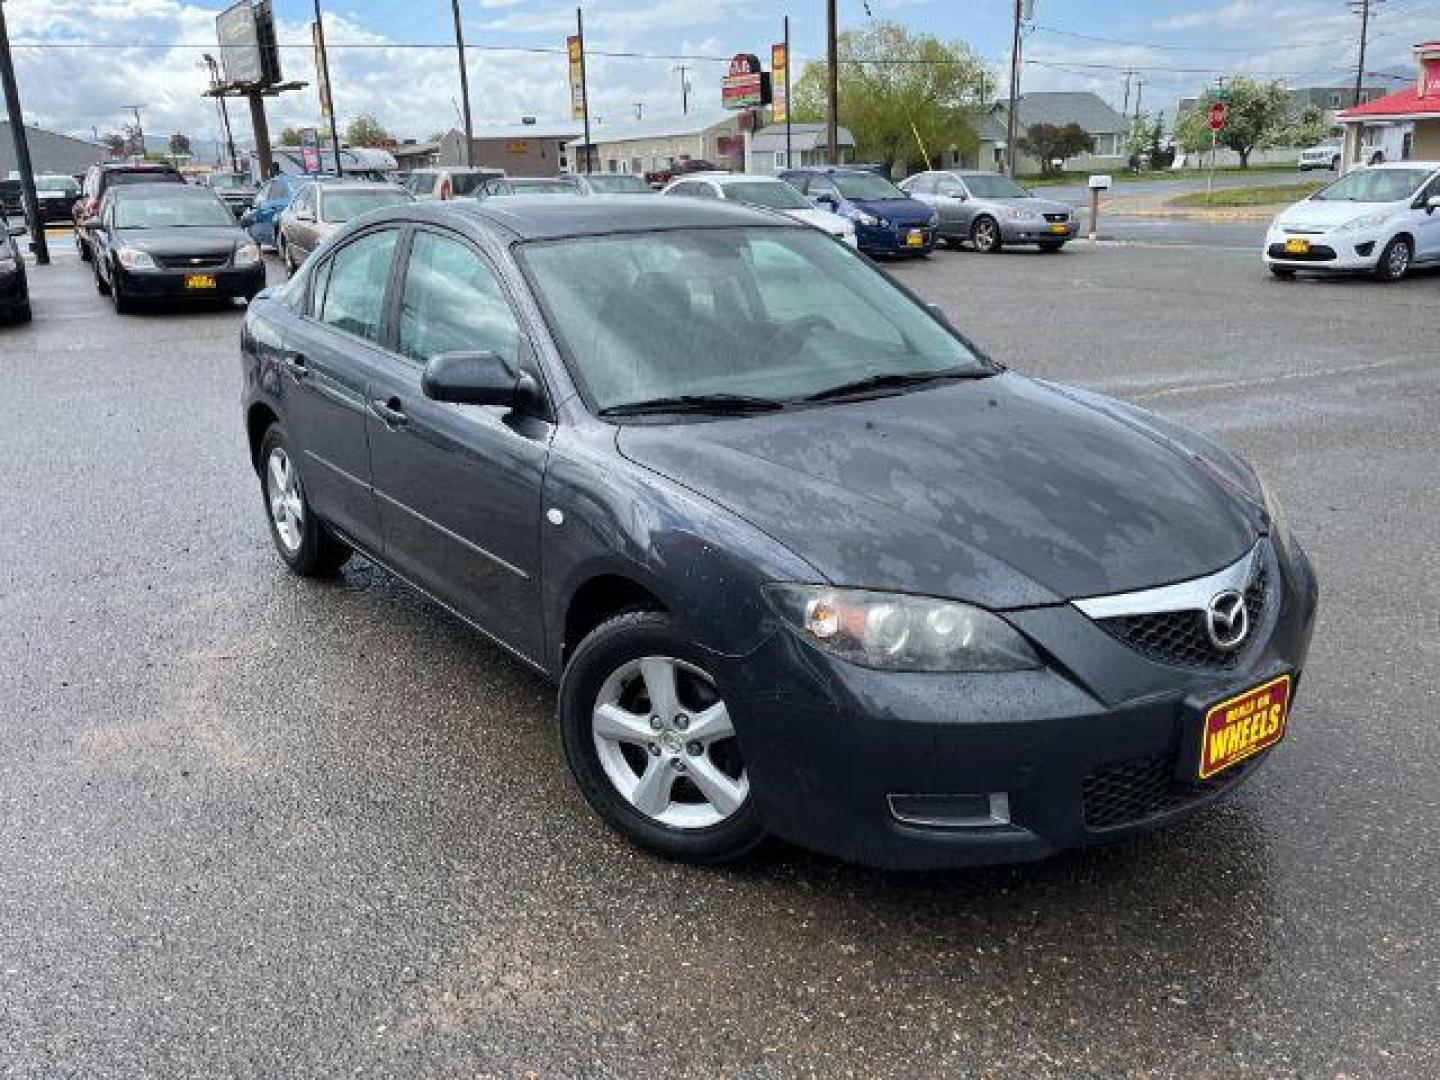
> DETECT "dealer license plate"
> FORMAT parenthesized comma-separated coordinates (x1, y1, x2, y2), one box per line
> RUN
(1198, 674, 1291, 780)
(184, 273, 217, 290)
(1049, 223, 1069, 235)
(1284, 238, 1311, 255)
(905, 230, 925, 247)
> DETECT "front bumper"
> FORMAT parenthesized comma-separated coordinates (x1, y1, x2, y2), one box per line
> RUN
(855, 222, 936, 256)
(1002, 219, 1075, 244)
(0, 266, 27, 308)
(1263, 232, 1381, 271)
(115, 263, 265, 300)
(719, 539, 1319, 870)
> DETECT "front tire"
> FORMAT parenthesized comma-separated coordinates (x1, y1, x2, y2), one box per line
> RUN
(559, 611, 763, 864)
(1037, 240, 1065, 253)
(111, 270, 134, 314)
(257, 424, 351, 576)
(1374, 236, 1412, 282)
(77, 234, 92, 263)
(280, 237, 297, 277)
(971, 215, 1003, 254)
(1269, 265, 1297, 279)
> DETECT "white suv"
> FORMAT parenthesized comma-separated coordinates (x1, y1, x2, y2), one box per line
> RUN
(1264, 162, 1440, 281)
(403, 167, 507, 201)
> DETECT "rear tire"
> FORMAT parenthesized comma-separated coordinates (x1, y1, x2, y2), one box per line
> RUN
(971, 215, 1003, 254)
(94, 261, 111, 296)
(1373, 236, 1412, 282)
(257, 424, 352, 577)
(1037, 240, 1065, 253)
(559, 611, 764, 864)
(280, 238, 297, 277)
(77, 235, 91, 263)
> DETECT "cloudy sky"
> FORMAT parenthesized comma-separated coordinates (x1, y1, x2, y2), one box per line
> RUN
(3, 0, 1436, 153)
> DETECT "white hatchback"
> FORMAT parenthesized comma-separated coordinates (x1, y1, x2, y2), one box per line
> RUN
(661, 173, 858, 247)
(1264, 162, 1440, 281)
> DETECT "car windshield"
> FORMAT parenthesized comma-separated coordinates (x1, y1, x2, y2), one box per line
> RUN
(722, 181, 811, 210)
(963, 174, 1031, 199)
(585, 175, 651, 193)
(833, 173, 907, 200)
(519, 227, 988, 414)
(509, 179, 579, 195)
(113, 195, 235, 229)
(37, 175, 79, 194)
(321, 190, 411, 223)
(110, 171, 183, 187)
(209, 173, 249, 190)
(449, 173, 499, 196)
(1312, 168, 1431, 202)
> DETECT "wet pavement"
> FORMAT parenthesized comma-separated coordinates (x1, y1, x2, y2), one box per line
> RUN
(2, 242, 1437, 1077)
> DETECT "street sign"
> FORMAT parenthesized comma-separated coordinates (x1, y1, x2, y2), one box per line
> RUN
(721, 54, 770, 111)
(1208, 102, 1227, 132)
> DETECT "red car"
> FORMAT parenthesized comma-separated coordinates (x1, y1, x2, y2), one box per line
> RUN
(643, 158, 721, 190)
(72, 162, 185, 263)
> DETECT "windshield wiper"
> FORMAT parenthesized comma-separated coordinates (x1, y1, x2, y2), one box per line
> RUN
(799, 368, 990, 403)
(598, 393, 788, 417)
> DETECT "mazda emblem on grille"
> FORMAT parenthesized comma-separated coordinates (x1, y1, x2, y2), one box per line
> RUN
(1205, 590, 1248, 651)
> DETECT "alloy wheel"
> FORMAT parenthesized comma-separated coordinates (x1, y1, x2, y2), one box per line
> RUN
(1384, 239, 1411, 280)
(591, 655, 748, 830)
(265, 446, 305, 554)
(973, 218, 1000, 253)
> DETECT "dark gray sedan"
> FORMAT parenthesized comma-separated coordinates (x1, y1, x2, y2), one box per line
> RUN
(277, 181, 412, 274)
(901, 170, 1076, 253)
(239, 196, 1316, 870)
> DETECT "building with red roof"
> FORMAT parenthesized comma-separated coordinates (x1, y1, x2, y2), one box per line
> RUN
(1336, 40, 1440, 166)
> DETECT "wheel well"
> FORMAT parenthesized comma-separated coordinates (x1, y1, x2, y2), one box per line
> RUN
(246, 402, 279, 473)
(563, 575, 667, 666)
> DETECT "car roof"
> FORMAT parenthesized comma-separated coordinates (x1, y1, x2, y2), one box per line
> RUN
(315, 181, 408, 193)
(370, 195, 802, 241)
(101, 162, 179, 173)
(783, 166, 873, 176)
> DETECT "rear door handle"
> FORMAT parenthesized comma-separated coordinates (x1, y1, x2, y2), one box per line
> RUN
(370, 396, 408, 427)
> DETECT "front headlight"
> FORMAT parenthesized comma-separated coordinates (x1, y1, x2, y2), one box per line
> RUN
(854, 210, 879, 227)
(926, 211, 939, 227)
(1337, 210, 1397, 233)
(1254, 471, 1292, 549)
(116, 247, 156, 270)
(764, 584, 1041, 672)
(1006, 208, 1038, 221)
(234, 242, 262, 267)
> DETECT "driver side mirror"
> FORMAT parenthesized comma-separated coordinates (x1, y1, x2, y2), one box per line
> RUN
(422, 350, 539, 411)
(813, 194, 837, 210)
(1428, 195, 1440, 214)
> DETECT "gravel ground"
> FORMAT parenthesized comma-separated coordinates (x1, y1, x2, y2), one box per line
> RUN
(1, 240, 1437, 1078)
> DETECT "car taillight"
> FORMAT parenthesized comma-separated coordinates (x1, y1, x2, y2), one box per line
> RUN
(85, 199, 99, 216)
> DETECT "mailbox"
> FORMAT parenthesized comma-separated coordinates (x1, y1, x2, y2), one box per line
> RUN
(1088, 174, 1112, 191)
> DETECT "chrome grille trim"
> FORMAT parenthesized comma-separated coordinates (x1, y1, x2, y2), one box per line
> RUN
(1072, 543, 1260, 620)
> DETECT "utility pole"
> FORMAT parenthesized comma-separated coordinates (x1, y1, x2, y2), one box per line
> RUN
(576, 8, 592, 174)
(313, 0, 343, 176)
(1351, 0, 1383, 109)
(633, 102, 644, 121)
(1133, 78, 1144, 121)
(450, 0, 475, 166)
(1121, 70, 1134, 117)
(122, 104, 146, 158)
(0, 0, 47, 263)
(1005, 0, 1022, 176)
(826, 0, 839, 165)
(674, 64, 690, 115)
(203, 54, 239, 172)
(783, 15, 792, 168)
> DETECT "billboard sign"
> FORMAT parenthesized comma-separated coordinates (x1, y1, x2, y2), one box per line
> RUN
(299, 128, 321, 173)
(770, 44, 788, 124)
(217, 1, 263, 86)
(722, 54, 770, 111)
(568, 36, 587, 120)
(256, 1, 283, 86)
(313, 21, 334, 119)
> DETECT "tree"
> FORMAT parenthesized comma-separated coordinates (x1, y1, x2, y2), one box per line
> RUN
(103, 133, 128, 158)
(791, 21, 990, 172)
(278, 127, 302, 146)
(1174, 77, 1290, 168)
(344, 113, 391, 148)
(1017, 123, 1094, 174)
(168, 133, 192, 158)
(1282, 105, 1332, 149)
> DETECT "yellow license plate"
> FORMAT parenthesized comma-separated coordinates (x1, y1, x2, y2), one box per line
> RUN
(1284, 238, 1310, 255)
(905, 231, 925, 247)
(1049, 223, 1069, 235)
(1199, 674, 1291, 780)
(184, 273, 217, 290)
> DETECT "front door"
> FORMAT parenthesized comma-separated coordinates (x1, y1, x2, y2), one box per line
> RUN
(366, 227, 553, 662)
(933, 174, 974, 236)
(1414, 173, 1440, 261)
(281, 226, 401, 553)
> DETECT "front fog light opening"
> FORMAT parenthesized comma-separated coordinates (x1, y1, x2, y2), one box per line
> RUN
(888, 792, 1012, 829)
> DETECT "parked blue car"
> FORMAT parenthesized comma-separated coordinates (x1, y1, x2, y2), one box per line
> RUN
(780, 166, 938, 257)
(240, 174, 338, 249)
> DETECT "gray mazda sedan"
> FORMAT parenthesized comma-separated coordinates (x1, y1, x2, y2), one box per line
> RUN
(239, 196, 1317, 870)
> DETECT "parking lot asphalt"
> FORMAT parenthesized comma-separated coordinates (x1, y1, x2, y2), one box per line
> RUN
(2, 238, 1438, 1078)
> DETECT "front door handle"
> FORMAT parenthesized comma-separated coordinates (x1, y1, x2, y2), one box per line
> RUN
(371, 396, 409, 428)
(283, 352, 308, 380)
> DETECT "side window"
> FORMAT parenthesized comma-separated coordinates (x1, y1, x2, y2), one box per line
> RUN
(669, 182, 698, 197)
(787, 175, 809, 193)
(414, 173, 437, 194)
(397, 231, 521, 367)
(306, 256, 334, 318)
(908, 175, 933, 194)
(810, 177, 838, 197)
(1423, 174, 1440, 202)
(317, 229, 399, 343)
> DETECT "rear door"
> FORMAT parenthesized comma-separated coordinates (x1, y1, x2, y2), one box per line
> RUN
(366, 226, 553, 662)
(279, 226, 402, 552)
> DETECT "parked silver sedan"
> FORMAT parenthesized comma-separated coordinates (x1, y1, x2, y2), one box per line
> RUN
(900, 170, 1075, 253)
(277, 181, 413, 274)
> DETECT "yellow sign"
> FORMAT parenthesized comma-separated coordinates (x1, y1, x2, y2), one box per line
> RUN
(567, 35, 586, 120)
(770, 43, 788, 124)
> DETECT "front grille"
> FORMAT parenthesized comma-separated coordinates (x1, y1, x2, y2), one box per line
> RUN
(1082, 751, 1264, 830)
(1267, 242, 1337, 262)
(1043, 212, 1070, 223)
(1097, 562, 1268, 670)
(154, 253, 230, 270)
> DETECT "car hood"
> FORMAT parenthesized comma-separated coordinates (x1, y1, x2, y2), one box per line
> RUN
(783, 206, 853, 233)
(1275, 197, 1400, 229)
(616, 373, 1259, 608)
(848, 196, 934, 225)
(114, 227, 245, 256)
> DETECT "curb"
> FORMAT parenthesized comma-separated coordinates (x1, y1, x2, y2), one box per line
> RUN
(1103, 205, 1279, 222)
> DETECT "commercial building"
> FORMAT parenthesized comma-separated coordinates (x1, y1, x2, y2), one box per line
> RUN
(393, 123, 582, 176)
(1, 121, 106, 178)
(1336, 40, 1440, 166)
(747, 122, 855, 173)
(570, 113, 744, 175)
